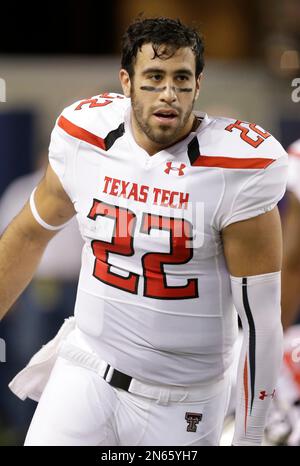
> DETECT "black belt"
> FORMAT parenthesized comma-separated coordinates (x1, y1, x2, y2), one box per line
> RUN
(103, 364, 133, 391)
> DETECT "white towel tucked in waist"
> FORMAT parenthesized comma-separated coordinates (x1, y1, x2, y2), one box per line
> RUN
(9, 316, 75, 402)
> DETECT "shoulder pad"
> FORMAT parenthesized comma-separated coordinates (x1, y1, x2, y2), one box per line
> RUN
(57, 93, 130, 143)
(202, 116, 287, 163)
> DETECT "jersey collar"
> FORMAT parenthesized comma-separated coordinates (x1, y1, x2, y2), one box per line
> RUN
(124, 107, 211, 165)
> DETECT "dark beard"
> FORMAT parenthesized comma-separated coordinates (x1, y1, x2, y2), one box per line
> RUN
(131, 93, 195, 146)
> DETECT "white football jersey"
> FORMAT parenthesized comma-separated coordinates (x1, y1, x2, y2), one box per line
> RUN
(287, 139, 300, 202)
(49, 93, 288, 386)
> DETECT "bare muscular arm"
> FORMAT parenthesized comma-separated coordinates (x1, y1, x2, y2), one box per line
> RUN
(222, 207, 282, 277)
(0, 164, 75, 320)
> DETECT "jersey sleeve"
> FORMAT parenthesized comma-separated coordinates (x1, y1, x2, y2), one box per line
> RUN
(48, 118, 79, 203)
(215, 144, 288, 230)
(48, 93, 129, 204)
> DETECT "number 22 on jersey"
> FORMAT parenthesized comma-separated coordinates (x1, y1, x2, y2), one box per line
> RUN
(87, 199, 198, 300)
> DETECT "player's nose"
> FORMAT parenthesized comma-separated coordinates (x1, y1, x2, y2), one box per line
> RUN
(159, 82, 178, 103)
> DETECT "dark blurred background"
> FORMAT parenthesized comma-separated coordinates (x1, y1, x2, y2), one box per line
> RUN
(0, 0, 300, 446)
(1, 0, 300, 195)
(1, 0, 299, 61)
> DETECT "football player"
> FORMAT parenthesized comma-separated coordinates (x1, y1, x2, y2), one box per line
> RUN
(1, 17, 288, 445)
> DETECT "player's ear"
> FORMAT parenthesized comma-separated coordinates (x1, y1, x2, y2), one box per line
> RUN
(119, 69, 131, 98)
(195, 72, 203, 100)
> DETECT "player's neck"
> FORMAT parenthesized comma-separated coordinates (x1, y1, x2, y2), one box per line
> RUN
(130, 114, 199, 156)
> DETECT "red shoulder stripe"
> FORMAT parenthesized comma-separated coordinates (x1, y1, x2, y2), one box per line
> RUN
(58, 115, 105, 150)
(192, 155, 275, 169)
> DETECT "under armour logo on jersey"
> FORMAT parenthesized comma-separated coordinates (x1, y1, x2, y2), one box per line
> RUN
(164, 162, 186, 176)
(185, 412, 202, 432)
(259, 389, 276, 400)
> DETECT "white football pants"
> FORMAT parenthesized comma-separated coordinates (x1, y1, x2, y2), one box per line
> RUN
(25, 337, 231, 446)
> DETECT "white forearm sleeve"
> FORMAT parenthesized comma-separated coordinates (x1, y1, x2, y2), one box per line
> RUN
(230, 271, 283, 446)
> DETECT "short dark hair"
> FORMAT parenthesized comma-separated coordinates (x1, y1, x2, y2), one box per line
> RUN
(121, 17, 205, 78)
